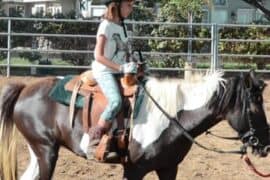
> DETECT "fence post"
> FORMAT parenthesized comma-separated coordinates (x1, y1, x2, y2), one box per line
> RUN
(7, 18, 11, 77)
(211, 23, 219, 71)
(184, 12, 194, 81)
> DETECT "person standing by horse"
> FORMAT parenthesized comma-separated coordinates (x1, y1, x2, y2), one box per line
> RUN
(89, 0, 137, 145)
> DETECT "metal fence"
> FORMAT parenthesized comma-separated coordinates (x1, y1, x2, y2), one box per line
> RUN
(0, 17, 270, 77)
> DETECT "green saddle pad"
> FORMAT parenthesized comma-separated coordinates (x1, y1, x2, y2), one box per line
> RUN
(49, 75, 84, 108)
(49, 76, 146, 118)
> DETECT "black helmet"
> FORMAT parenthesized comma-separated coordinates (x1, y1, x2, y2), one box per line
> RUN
(103, 0, 134, 6)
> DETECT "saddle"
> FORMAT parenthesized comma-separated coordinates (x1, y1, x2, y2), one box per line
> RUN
(64, 70, 138, 163)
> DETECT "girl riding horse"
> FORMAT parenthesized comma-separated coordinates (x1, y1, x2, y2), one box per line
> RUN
(89, 0, 137, 146)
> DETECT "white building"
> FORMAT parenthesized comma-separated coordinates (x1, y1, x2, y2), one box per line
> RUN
(0, 0, 106, 18)
(1, 0, 81, 17)
(204, 0, 270, 24)
(1, 0, 269, 24)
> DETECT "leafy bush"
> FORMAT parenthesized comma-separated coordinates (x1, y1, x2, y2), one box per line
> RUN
(219, 26, 270, 69)
(19, 52, 41, 62)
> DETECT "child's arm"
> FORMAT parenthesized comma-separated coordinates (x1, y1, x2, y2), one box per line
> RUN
(95, 35, 122, 72)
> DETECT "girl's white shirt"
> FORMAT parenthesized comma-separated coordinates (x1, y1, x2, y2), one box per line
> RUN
(92, 19, 129, 75)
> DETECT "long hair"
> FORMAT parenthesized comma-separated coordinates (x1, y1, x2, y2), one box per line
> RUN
(103, 2, 120, 21)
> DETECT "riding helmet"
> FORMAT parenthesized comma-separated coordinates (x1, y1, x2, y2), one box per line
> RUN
(103, 0, 133, 6)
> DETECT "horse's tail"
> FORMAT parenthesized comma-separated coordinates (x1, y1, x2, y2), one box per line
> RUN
(0, 82, 25, 180)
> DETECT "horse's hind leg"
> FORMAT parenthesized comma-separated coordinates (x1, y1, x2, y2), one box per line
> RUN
(156, 166, 178, 180)
(20, 144, 39, 180)
(34, 144, 59, 180)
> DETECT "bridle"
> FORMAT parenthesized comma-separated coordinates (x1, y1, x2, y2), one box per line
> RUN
(207, 85, 270, 154)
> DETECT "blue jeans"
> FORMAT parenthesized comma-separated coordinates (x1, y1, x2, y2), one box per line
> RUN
(93, 72, 122, 121)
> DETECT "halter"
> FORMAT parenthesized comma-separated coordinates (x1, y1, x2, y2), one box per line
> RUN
(239, 88, 270, 152)
(206, 87, 270, 152)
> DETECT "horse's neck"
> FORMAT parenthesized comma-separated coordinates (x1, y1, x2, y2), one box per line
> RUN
(177, 107, 222, 138)
(177, 78, 238, 138)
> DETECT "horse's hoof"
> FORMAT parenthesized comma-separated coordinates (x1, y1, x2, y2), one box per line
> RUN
(104, 152, 120, 163)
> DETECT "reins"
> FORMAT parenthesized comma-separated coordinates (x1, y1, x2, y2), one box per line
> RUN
(205, 130, 240, 140)
(138, 81, 246, 155)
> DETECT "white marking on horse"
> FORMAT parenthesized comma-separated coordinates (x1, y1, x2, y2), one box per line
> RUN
(80, 133, 90, 154)
(133, 71, 225, 148)
(20, 145, 39, 180)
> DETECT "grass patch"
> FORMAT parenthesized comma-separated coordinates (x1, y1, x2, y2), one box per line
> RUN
(1, 57, 270, 70)
(0, 57, 73, 65)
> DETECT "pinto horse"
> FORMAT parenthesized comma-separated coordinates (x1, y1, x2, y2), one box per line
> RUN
(0, 70, 269, 180)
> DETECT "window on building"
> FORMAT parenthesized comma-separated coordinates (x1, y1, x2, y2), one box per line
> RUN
(32, 4, 45, 16)
(202, 9, 209, 23)
(47, 4, 62, 16)
(213, 0, 227, 6)
(255, 9, 268, 22)
(8, 5, 25, 16)
(237, 9, 255, 24)
(91, 6, 106, 17)
(212, 9, 228, 23)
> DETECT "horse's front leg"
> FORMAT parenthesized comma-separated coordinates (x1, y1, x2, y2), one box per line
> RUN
(156, 166, 178, 180)
(122, 164, 148, 180)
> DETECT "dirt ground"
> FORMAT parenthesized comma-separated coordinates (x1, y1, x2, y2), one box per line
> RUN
(2, 76, 270, 180)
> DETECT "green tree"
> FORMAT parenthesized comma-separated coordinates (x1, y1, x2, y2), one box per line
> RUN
(39, 11, 98, 65)
(131, 2, 155, 51)
(148, 0, 209, 68)
(0, 1, 7, 60)
(0, 0, 4, 16)
(219, 26, 270, 69)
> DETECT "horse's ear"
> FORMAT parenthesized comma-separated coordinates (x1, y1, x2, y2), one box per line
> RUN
(243, 70, 255, 88)
(244, 69, 258, 88)
(249, 69, 256, 80)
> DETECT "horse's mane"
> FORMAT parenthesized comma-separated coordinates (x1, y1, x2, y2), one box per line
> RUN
(133, 71, 226, 148)
(208, 75, 245, 115)
(143, 70, 226, 115)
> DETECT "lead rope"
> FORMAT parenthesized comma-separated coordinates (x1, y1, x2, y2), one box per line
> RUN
(242, 155, 270, 178)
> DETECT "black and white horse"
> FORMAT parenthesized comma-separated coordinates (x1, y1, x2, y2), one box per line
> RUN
(0, 70, 269, 180)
